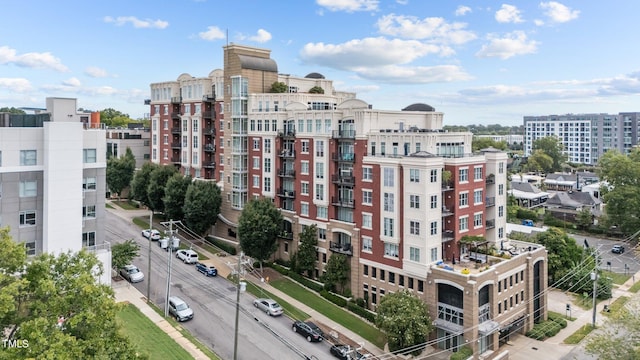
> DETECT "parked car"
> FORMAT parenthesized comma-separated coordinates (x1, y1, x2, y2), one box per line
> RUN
(253, 298, 283, 316)
(168, 296, 193, 322)
(176, 249, 198, 264)
(141, 229, 161, 241)
(330, 344, 369, 360)
(195, 262, 217, 276)
(119, 264, 144, 283)
(292, 320, 324, 342)
(612, 245, 625, 254)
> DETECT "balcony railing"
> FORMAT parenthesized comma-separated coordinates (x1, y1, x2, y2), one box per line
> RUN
(171, 128, 181, 135)
(486, 174, 495, 185)
(485, 219, 495, 229)
(278, 169, 296, 177)
(485, 197, 495, 207)
(442, 181, 454, 191)
(171, 96, 182, 104)
(331, 152, 355, 162)
(204, 144, 216, 152)
(331, 196, 355, 208)
(442, 230, 454, 241)
(171, 142, 181, 149)
(278, 150, 296, 159)
(277, 189, 296, 198)
(171, 112, 181, 120)
(203, 127, 216, 135)
(202, 110, 214, 119)
(329, 241, 353, 256)
(202, 162, 216, 169)
(171, 156, 181, 164)
(278, 231, 293, 240)
(331, 174, 355, 185)
(202, 94, 215, 102)
(278, 130, 296, 139)
(332, 129, 356, 139)
(441, 206, 454, 217)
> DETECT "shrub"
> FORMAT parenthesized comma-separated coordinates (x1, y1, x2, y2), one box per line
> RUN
(517, 208, 538, 220)
(450, 345, 473, 360)
(289, 272, 324, 292)
(346, 301, 376, 323)
(548, 313, 567, 328)
(320, 290, 347, 307)
(205, 236, 237, 255)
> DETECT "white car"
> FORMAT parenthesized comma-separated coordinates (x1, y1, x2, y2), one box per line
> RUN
(142, 229, 161, 241)
(119, 264, 144, 283)
(176, 249, 199, 264)
(253, 298, 284, 316)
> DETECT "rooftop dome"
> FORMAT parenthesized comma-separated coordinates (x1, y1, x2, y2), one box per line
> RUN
(305, 72, 325, 79)
(402, 103, 435, 112)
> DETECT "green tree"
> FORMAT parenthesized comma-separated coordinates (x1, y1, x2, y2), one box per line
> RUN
(376, 290, 432, 355)
(323, 254, 350, 294)
(597, 148, 640, 237)
(100, 108, 132, 128)
(309, 86, 324, 94)
(526, 149, 554, 174)
(472, 137, 508, 152)
(111, 239, 141, 272)
(0, 227, 28, 329)
(585, 306, 640, 359)
(532, 136, 566, 172)
(163, 173, 192, 221)
(146, 165, 177, 213)
(576, 207, 593, 230)
(270, 81, 287, 93)
(106, 147, 136, 200)
(534, 228, 583, 284)
(0, 107, 26, 114)
(130, 162, 159, 208)
(238, 198, 283, 273)
(295, 224, 318, 277)
(183, 180, 221, 235)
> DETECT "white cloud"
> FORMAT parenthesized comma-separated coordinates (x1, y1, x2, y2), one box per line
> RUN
(376, 14, 476, 45)
(455, 6, 472, 16)
(85, 66, 108, 78)
(316, 0, 379, 12)
(103, 16, 168, 29)
(534, 19, 545, 26)
(539, 2, 579, 23)
(0, 46, 68, 72)
(396, 0, 408, 5)
(476, 31, 538, 59)
(199, 26, 225, 41)
(62, 77, 81, 87)
(248, 29, 272, 43)
(0, 78, 32, 92)
(356, 64, 473, 84)
(495, 4, 524, 23)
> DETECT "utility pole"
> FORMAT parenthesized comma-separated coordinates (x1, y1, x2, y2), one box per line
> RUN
(233, 252, 243, 360)
(146, 211, 152, 303)
(591, 250, 599, 328)
(164, 219, 176, 318)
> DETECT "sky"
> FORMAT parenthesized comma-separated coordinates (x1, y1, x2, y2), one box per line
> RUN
(1, 0, 639, 126)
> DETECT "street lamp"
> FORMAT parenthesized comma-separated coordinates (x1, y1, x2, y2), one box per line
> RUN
(146, 211, 152, 303)
(233, 252, 246, 360)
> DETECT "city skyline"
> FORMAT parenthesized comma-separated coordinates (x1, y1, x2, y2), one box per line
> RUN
(1, 0, 638, 126)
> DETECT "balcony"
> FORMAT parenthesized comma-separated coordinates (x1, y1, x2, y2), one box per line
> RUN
(203, 94, 215, 102)
(486, 174, 495, 185)
(171, 127, 181, 135)
(331, 174, 355, 185)
(171, 112, 181, 120)
(441, 182, 454, 191)
(485, 197, 495, 207)
(202, 110, 214, 119)
(203, 127, 216, 135)
(278, 169, 296, 178)
(331, 152, 355, 163)
(278, 150, 296, 159)
(171, 96, 182, 104)
(204, 144, 216, 152)
(277, 189, 296, 198)
(329, 241, 353, 256)
(441, 206, 454, 217)
(332, 129, 356, 139)
(442, 230, 454, 242)
(171, 142, 181, 149)
(203, 162, 216, 169)
(331, 196, 355, 208)
(278, 130, 296, 139)
(485, 219, 495, 229)
(170, 156, 181, 164)
(278, 231, 293, 240)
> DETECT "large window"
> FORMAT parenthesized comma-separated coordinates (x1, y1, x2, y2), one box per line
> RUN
(20, 211, 36, 227)
(410, 247, 420, 262)
(317, 206, 328, 220)
(19, 180, 37, 197)
(83, 177, 96, 190)
(363, 190, 372, 205)
(83, 149, 97, 163)
(315, 184, 324, 200)
(474, 189, 483, 204)
(83, 205, 96, 218)
(458, 168, 468, 182)
(410, 221, 420, 235)
(383, 217, 394, 237)
(82, 232, 96, 247)
(20, 150, 37, 166)
(383, 193, 394, 211)
(459, 192, 468, 206)
(384, 242, 399, 258)
(362, 237, 372, 252)
(315, 163, 324, 179)
(383, 168, 394, 186)
(410, 195, 420, 209)
(409, 169, 420, 182)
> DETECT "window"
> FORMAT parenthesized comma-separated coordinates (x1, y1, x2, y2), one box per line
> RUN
(499, 206, 504, 217)
(82, 232, 96, 247)
(307, 119, 312, 133)
(264, 139, 271, 153)
(409, 247, 420, 262)
(20, 211, 36, 226)
(372, 268, 377, 279)
(474, 167, 483, 180)
(83, 205, 96, 218)
(498, 227, 504, 239)
(499, 162, 504, 174)
(389, 272, 395, 284)
(418, 280, 424, 292)
(317, 205, 328, 219)
(301, 182, 309, 195)
(362, 213, 372, 229)
(430, 195, 438, 209)
(364, 265, 369, 276)
(498, 184, 504, 195)
(19, 180, 37, 197)
(25, 242, 35, 256)
(363, 167, 372, 181)
(83, 149, 97, 163)
(300, 203, 309, 216)
(380, 270, 385, 281)
(362, 237, 372, 252)
(399, 275, 405, 287)
(409, 169, 420, 182)
(430, 169, 438, 182)
(315, 140, 324, 156)
(474, 189, 483, 204)
(301, 161, 309, 175)
(363, 190, 372, 205)
(383, 218, 394, 237)
(315, 163, 324, 179)
(430, 247, 438, 261)
(410, 195, 420, 209)
(252, 157, 260, 169)
(459, 168, 468, 182)
(252, 175, 260, 188)
(459, 192, 468, 206)
(410, 221, 420, 235)
(318, 227, 327, 241)
(383, 193, 394, 211)
(430, 221, 438, 235)
(459, 216, 468, 231)
(383, 168, 394, 186)
(20, 150, 37, 165)
(253, 138, 260, 150)
(315, 184, 324, 200)
(384, 243, 399, 258)
(474, 213, 483, 227)
(263, 177, 271, 192)
(264, 158, 271, 173)
(301, 140, 309, 153)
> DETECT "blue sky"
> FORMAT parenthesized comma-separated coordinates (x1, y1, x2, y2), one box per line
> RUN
(1, 0, 639, 126)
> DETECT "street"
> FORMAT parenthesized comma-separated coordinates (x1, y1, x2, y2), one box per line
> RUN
(568, 234, 640, 275)
(105, 210, 335, 360)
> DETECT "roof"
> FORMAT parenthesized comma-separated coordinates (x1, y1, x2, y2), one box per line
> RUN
(237, 54, 278, 72)
(402, 103, 435, 112)
(511, 181, 542, 194)
(305, 72, 325, 79)
(409, 151, 438, 158)
(545, 191, 600, 208)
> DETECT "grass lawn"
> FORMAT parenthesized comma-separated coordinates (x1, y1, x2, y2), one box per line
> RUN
(563, 324, 595, 345)
(601, 270, 631, 285)
(549, 310, 575, 321)
(241, 278, 310, 321)
(270, 278, 387, 349)
(603, 296, 629, 316)
(629, 281, 640, 293)
(113, 200, 140, 210)
(117, 303, 195, 360)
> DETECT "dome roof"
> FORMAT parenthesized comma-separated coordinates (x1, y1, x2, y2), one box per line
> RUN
(305, 72, 325, 79)
(402, 103, 435, 112)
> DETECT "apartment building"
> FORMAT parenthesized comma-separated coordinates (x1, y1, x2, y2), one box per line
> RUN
(0, 97, 111, 284)
(523, 112, 640, 165)
(106, 125, 151, 168)
(149, 44, 548, 359)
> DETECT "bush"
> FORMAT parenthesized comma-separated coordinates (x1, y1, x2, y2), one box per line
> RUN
(355, 297, 366, 308)
(548, 313, 567, 328)
(289, 272, 324, 292)
(517, 208, 538, 220)
(320, 290, 347, 307)
(205, 236, 237, 255)
(450, 345, 473, 360)
(346, 301, 376, 323)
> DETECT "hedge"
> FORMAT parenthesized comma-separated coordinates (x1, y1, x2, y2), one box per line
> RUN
(205, 236, 237, 255)
(320, 290, 347, 307)
(450, 345, 473, 360)
(346, 301, 376, 323)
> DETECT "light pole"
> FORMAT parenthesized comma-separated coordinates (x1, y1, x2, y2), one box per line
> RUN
(146, 211, 152, 303)
(591, 250, 599, 328)
(233, 252, 248, 360)
(164, 220, 177, 318)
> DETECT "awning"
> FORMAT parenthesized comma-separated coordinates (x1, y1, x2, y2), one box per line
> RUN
(433, 319, 463, 334)
(478, 320, 500, 335)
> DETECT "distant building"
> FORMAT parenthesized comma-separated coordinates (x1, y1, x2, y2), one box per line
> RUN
(476, 134, 524, 145)
(524, 113, 640, 165)
(105, 126, 151, 168)
(0, 97, 111, 284)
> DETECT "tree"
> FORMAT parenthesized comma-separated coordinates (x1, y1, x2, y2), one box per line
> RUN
(0, 107, 26, 114)
(309, 86, 324, 94)
(295, 224, 318, 277)
(100, 108, 132, 128)
(0, 229, 144, 359)
(472, 137, 508, 152)
(532, 136, 566, 172)
(270, 81, 287, 93)
(238, 198, 283, 273)
(597, 148, 640, 237)
(111, 239, 141, 272)
(183, 180, 221, 235)
(146, 165, 178, 213)
(534, 228, 583, 284)
(106, 147, 136, 200)
(130, 162, 159, 207)
(375, 290, 432, 355)
(526, 150, 554, 174)
(585, 306, 640, 360)
(576, 207, 593, 230)
(163, 173, 192, 221)
(323, 254, 350, 294)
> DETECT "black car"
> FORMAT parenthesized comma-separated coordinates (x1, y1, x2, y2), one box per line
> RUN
(195, 262, 217, 276)
(292, 320, 324, 342)
(612, 245, 625, 254)
(330, 344, 369, 359)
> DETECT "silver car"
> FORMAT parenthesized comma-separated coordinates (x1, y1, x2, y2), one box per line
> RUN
(253, 298, 284, 316)
(119, 264, 144, 283)
(168, 296, 193, 322)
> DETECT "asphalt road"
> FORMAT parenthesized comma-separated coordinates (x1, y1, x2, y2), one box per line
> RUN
(105, 210, 336, 360)
(568, 234, 640, 275)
